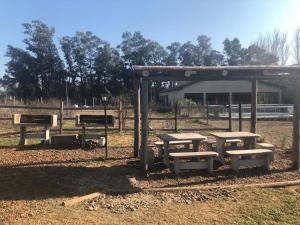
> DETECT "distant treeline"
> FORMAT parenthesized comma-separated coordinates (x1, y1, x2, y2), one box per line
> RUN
(1, 20, 299, 103)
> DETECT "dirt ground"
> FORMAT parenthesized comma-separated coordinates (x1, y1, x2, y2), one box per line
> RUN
(0, 120, 300, 224)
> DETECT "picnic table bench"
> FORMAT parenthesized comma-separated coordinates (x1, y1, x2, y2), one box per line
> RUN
(154, 140, 192, 158)
(157, 133, 207, 166)
(210, 132, 261, 164)
(226, 149, 273, 172)
(169, 151, 219, 175)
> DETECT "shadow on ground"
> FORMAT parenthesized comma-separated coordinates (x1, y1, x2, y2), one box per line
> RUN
(0, 161, 141, 201)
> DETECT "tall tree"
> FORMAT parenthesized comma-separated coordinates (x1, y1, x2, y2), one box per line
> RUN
(292, 27, 300, 64)
(60, 32, 106, 101)
(223, 38, 247, 65)
(23, 20, 64, 98)
(2, 20, 64, 100)
(255, 29, 290, 65)
(165, 42, 181, 66)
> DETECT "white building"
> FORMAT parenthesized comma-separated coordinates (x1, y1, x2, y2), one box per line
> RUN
(159, 80, 282, 105)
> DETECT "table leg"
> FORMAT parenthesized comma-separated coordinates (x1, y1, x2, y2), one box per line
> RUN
(244, 138, 255, 149)
(216, 138, 225, 164)
(163, 140, 170, 166)
(192, 140, 200, 152)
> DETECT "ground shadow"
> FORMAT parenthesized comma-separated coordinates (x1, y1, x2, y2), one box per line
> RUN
(0, 163, 141, 201)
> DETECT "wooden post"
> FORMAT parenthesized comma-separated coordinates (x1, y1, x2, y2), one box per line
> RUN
(104, 100, 108, 159)
(141, 79, 149, 171)
(133, 78, 141, 158)
(251, 80, 257, 134)
(19, 126, 27, 145)
(238, 103, 242, 131)
(206, 104, 209, 125)
(92, 97, 95, 107)
(13, 96, 16, 106)
(118, 96, 123, 132)
(59, 101, 64, 134)
(292, 77, 300, 169)
(174, 102, 178, 132)
(228, 93, 232, 132)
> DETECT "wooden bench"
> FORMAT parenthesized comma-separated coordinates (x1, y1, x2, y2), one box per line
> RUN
(226, 149, 273, 172)
(169, 151, 219, 175)
(154, 140, 192, 158)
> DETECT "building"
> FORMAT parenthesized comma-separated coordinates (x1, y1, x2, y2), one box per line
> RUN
(159, 80, 282, 105)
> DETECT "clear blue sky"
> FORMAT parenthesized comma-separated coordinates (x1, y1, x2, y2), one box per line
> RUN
(1, 0, 300, 75)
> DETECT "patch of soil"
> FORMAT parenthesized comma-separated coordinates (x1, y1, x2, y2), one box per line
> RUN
(84, 188, 235, 214)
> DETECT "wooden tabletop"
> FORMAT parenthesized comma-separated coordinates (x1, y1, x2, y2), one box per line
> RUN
(210, 131, 261, 139)
(157, 133, 207, 142)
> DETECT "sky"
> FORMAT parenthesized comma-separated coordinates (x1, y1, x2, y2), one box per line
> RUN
(0, 0, 300, 75)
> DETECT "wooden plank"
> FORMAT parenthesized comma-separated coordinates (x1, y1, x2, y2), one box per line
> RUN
(133, 77, 141, 158)
(140, 79, 149, 170)
(251, 80, 257, 133)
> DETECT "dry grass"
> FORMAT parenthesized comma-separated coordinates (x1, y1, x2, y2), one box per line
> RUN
(0, 117, 299, 224)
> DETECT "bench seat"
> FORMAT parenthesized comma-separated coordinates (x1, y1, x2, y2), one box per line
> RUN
(256, 142, 275, 149)
(169, 151, 219, 174)
(155, 140, 193, 158)
(226, 149, 273, 172)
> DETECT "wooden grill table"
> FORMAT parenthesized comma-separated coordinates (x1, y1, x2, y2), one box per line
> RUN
(210, 132, 261, 164)
(157, 133, 207, 166)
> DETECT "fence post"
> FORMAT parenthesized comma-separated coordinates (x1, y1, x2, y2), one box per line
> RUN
(59, 101, 64, 134)
(239, 103, 242, 131)
(228, 94, 232, 132)
(118, 96, 123, 132)
(174, 102, 178, 132)
(206, 104, 209, 125)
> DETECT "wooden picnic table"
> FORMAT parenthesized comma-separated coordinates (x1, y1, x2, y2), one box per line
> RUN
(157, 133, 207, 166)
(210, 131, 261, 164)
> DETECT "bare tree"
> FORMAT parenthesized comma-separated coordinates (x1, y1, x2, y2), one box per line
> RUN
(292, 27, 300, 64)
(255, 29, 290, 65)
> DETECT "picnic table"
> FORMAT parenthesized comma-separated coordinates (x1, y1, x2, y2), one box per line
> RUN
(210, 131, 261, 164)
(157, 133, 207, 166)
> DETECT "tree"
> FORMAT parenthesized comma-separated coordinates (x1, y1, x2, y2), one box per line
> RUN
(255, 29, 290, 65)
(2, 20, 64, 100)
(60, 32, 107, 101)
(164, 42, 181, 66)
(1, 46, 38, 100)
(223, 38, 246, 65)
(245, 44, 277, 65)
(23, 20, 64, 98)
(94, 44, 124, 96)
(292, 27, 300, 64)
(178, 41, 198, 66)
